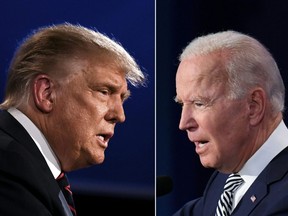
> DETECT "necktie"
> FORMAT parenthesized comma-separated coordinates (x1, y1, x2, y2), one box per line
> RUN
(215, 173, 244, 216)
(57, 172, 77, 216)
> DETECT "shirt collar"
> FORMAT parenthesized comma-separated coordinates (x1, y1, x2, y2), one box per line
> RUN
(239, 120, 288, 182)
(8, 107, 61, 179)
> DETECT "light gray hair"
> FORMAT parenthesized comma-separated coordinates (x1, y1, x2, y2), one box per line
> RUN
(180, 30, 285, 113)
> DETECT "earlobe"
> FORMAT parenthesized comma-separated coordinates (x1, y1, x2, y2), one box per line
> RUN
(249, 88, 266, 126)
(33, 74, 54, 113)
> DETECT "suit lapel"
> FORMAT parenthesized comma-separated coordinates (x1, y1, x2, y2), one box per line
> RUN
(203, 171, 229, 216)
(232, 147, 288, 215)
(0, 110, 69, 216)
(232, 179, 267, 215)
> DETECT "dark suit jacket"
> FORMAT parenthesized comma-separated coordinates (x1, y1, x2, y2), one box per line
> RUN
(173, 146, 288, 216)
(0, 110, 71, 216)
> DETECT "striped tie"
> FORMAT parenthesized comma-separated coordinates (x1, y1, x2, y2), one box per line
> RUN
(57, 172, 77, 216)
(215, 173, 244, 216)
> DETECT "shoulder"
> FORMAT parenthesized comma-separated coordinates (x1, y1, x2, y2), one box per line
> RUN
(173, 198, 202, 216)
(173, 171, 227, 216)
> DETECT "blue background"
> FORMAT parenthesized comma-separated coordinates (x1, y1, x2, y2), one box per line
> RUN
(0, 1, 154, 214)
(157, 0, 288, 215)
(5, 1, 288, 215)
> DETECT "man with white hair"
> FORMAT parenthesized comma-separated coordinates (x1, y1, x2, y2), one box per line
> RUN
(174, 30, 288, 215)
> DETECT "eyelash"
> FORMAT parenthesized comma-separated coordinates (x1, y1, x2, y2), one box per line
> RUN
(98, 89, 129, 104)
(177, 101, 207, 109)
(194, 101, 205, 107)
(100, 89, 110, 95)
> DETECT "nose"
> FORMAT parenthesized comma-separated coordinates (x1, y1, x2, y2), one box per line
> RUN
(179, 104, 197, 131)
(106, 98, 126, 124)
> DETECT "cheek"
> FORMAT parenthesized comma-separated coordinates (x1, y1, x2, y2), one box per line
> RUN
(63, 94, 108, 123)
(53, 102, 91, 137)
(212, 108, 250, 151)
(95, 103, 109, 116)
(53, 90, 110, 143)
(202, 105, 246, 139)
(226, 107, 249, 134)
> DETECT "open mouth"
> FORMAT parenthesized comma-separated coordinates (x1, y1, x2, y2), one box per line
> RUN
(97, 135, 105, 142)
(96, 135, 108, 147)
(96, 133, 113, 147)
(195, 141, 209, 148)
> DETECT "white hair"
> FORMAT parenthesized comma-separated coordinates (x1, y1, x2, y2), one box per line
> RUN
(180, 30, 285, 113)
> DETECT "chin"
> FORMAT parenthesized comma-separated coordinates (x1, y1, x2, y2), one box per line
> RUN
(94, 155, 105, 164)
(96, 159, 105, 164)
(200, 157, 210, 166)
(200, 159, 216, 169)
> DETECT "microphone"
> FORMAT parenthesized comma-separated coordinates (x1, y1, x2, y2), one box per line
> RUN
(157, 175, 173, 197)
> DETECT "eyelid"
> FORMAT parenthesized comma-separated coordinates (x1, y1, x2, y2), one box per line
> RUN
(101, 89, 110, 94)
(194, 101, 205, 107)
(174, 98, 207, 108)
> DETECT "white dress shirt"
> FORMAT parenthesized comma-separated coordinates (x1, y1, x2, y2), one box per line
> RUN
(8, 107, 61, 179)
(232, 120, 288, 210)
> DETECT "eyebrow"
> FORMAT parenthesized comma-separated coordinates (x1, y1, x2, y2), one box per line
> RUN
(106, 84, 131, 102)
(174, 95, 212, 105)
(174, 96, 182, 104)
(122, 90, 131, 101)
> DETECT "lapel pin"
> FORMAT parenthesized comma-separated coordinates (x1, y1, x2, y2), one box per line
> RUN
(250, 195, 257, 203)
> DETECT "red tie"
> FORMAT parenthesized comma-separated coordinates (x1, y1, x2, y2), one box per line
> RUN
(56, 172, 77, 216)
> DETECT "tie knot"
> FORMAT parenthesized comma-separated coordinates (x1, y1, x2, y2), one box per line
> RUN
(224, 173, 244, 192)
(57, 172, 65, 180)
(57, 172, 69, 188)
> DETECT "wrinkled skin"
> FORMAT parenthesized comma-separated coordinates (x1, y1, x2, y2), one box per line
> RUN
(26, 55, 130, 172)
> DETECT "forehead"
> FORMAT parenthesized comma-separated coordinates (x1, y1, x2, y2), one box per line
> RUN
(86, 63, 128, 92)
(176, 55, 228, 99)
(177, 54, 226, 80)
(59, 55, 128, 88)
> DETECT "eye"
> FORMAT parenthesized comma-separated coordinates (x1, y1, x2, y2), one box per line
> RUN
(99, 89, 110, 96)
(193, 100, 208, 109)
(194, 101, 204, 107)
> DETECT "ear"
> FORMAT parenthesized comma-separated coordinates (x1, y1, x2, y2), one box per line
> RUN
(248, 88, 266, 126)
(33, 74, 55, 113)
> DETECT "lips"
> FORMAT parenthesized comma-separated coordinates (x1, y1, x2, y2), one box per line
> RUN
(97, 135, 105, 142)
(97, 133, 113, 148)
(195, 141, 208, 148)
(193, 140, 209, 154)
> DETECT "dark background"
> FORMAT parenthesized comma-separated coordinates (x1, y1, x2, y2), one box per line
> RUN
(156, 0, 288, 215)
(3, 1, 288, 215)
(0, 1, 154, 215)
